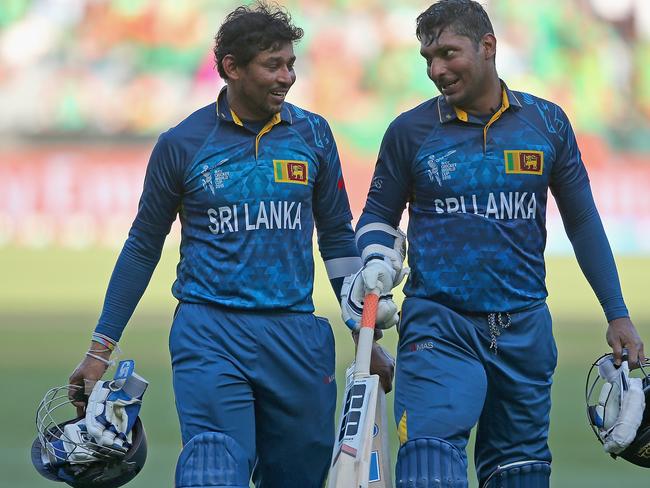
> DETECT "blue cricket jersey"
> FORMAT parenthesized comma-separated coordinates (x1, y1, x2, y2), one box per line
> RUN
(95, 89, 361, 342)
(357, 84, 628, 320)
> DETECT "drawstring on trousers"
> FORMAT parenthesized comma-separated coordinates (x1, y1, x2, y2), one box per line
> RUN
(487, 312, 511, 353)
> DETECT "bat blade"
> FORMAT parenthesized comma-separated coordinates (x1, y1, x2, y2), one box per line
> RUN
(328, 292, 392, 488)
(368, 386, 393, 487)
(327, 369, 380, 488)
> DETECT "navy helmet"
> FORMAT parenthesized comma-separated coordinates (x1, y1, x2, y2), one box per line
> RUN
(586, 353, 650, 468)
(31, 385, 147, 487)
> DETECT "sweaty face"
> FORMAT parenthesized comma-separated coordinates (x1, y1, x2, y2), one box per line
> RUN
(420, 29, 492, 112)
(229, 43, 296, 121)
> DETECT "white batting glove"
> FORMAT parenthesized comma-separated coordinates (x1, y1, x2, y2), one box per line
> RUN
(85, 360, 148, 452)
(359, 227, 409, 294)
(358, 259, 399, 295)
(341, 270, 399, 331)
(46, 419, 100, 464)
(596, 356, 645, 454)
(603, 377, 644, 454)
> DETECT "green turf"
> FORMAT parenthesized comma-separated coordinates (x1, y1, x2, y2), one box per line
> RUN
(1, 246, 648, 486)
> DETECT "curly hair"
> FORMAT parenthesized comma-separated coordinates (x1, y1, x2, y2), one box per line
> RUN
(416, 0, 493, 47)
(214, 2, 304, 80)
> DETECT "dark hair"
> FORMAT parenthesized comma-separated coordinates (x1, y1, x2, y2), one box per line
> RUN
(214, 2, 304, 79)
(416, 0, 493, 47)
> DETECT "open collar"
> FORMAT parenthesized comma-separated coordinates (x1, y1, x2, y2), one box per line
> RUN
(437, 81, 522, 125)
(215, 86, 293, 126)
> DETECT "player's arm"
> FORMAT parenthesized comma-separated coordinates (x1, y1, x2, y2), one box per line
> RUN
(554, 183, 643, 366)
(69, 134, 183, 410)
(310, 119, 401, 316)
(316, 219, 397, 393)
(312, 120, 396, 391)
(311, 120, 362, 300)
(551, 112, 644, 367)
(355, 118, 413, 297)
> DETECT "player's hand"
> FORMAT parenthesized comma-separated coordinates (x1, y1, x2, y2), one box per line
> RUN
(370, 341, 395, 394)
(85, 366, 147, 451)
(341, 271, 399, 330)
(361, 259, 400, 295)
(351, 330, 395, 393)
(606, 317, 644, 367)
(68, 341, 111, 417)
(358, 226, 409, 295)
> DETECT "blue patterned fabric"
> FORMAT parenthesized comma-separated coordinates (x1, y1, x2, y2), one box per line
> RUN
(95, 89, 358, 341)
(357, 84, 627, 317)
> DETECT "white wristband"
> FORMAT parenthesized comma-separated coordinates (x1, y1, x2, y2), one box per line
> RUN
(86, 352, 113, 367)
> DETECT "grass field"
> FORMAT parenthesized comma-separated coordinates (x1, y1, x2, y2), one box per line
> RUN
(2, 246, 648, 487)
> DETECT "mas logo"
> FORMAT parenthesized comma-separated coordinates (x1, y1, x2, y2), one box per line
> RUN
(274, 160, 308, 185)
(504, 150, 544, 175)
(410, 341, 435, 352)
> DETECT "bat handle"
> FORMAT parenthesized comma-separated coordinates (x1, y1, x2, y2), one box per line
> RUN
(355, 292, 379, 376)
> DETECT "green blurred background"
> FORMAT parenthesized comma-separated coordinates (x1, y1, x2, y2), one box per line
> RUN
(1, 0, 649, 486)
(2, 250, 649, 486)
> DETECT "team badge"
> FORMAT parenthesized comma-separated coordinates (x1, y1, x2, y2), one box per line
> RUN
(504, 150, 544, 175)
(274, 160, 308, 184)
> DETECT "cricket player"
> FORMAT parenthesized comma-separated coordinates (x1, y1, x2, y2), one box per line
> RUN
(350, 1, 645, 486)
(66, 3, 395, 487)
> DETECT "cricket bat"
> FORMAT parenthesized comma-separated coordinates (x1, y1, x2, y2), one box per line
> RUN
(327, 292, 393, 488)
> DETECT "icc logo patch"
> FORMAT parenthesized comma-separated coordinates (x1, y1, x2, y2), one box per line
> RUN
(504, 150, 544, 175)
(274, 160, 308, 185)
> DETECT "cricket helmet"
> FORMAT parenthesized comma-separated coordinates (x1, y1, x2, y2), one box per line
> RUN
(31, 385, 147, 487)
(586, 353, 650, 467)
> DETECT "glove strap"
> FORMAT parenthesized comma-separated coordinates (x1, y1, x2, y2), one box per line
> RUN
(121, 372, 149, 398)
(355, 222, 404, 243)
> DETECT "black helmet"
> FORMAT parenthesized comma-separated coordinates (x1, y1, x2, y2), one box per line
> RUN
(31, 385, 147, 487)
(586, 353, 650, 467)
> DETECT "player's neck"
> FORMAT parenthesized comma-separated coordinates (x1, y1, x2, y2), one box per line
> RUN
(460, 76, 503, 116)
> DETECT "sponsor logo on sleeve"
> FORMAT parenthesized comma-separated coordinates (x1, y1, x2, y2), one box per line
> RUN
(504, 150, 544, 175)
(274, 160, 308, 184)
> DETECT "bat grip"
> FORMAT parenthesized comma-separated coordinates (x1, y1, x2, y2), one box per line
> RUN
(355, 292, 379, 376)
(360, 293, 378, 330)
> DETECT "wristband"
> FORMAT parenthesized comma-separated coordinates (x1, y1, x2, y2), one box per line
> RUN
(92, 332, 117, 352)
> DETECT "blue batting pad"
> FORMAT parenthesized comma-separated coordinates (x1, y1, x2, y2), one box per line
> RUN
(396, 437, 468, 488)
(482, 461, 551, 488)
(175, 432, 249, 488)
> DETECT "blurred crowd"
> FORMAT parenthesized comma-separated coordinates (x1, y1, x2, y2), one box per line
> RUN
(1, 0, 649, 153)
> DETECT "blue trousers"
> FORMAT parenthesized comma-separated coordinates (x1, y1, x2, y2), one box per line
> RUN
(170, 302, 337, 487)
(395, 298, 557, 482)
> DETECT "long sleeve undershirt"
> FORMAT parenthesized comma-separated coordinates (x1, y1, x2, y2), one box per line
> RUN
(553, 183, 628, 321)
(94, 227, 166, 341)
